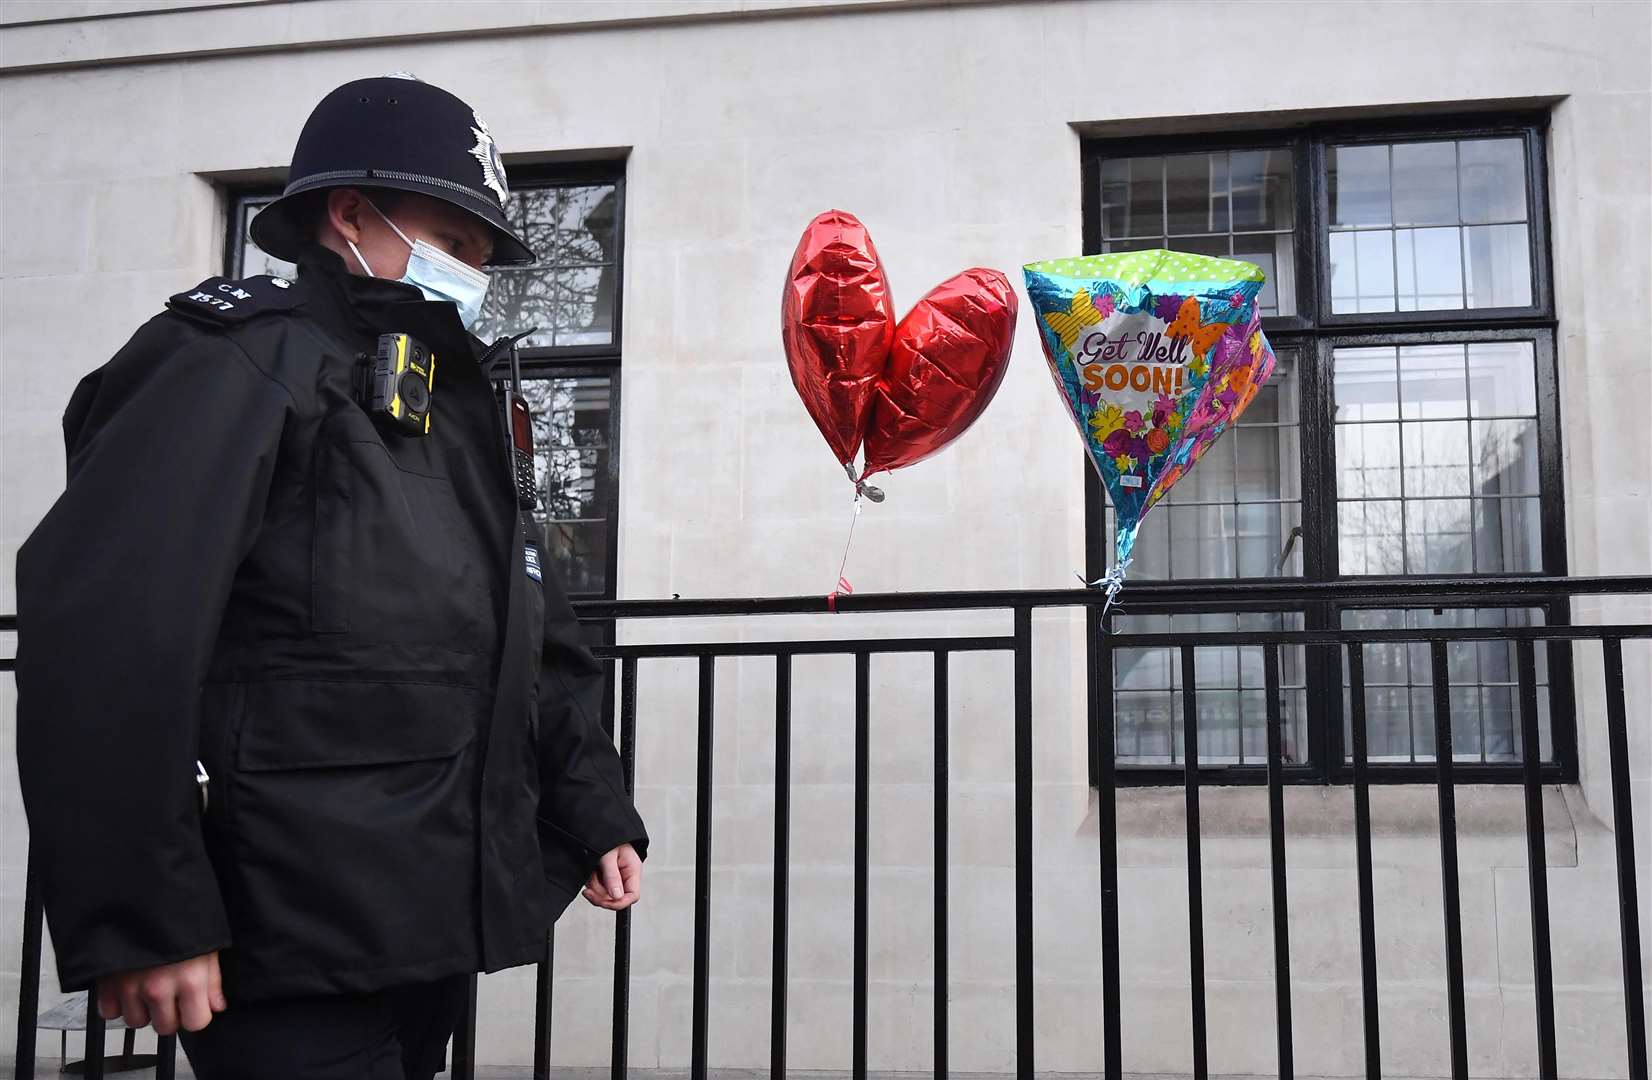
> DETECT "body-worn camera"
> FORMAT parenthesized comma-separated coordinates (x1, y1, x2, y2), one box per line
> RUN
(360, 332, 436, 436)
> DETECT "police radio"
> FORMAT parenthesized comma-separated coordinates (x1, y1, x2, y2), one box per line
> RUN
(491, 328, 539, 511)
(361, 332, 436, 436)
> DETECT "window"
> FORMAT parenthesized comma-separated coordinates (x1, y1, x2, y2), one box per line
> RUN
(1082, 116, 1568, 782)
(226, 162, 626, 601)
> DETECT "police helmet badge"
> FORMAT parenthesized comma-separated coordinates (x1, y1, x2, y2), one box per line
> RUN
(468, 111, 510, 208)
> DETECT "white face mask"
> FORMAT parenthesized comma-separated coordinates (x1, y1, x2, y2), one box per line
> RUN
(346, 199, 491, 330)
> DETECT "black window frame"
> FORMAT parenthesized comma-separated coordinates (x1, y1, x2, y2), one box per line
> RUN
(1081, 112, 1574, 786)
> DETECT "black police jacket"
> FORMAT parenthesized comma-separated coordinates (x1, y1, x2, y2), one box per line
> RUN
(14, 245, 647, 1002)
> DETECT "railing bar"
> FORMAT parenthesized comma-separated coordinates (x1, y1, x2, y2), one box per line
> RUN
(1265, 642, 1294, 1080)
(82, 995, 103, 1080)
(771, 654, 792, 1080)
(691, 655, 715, 1080)
(1430, 640, 1470, 1080)
(1181, 645, 1208, 1080)
(14, 851, 41, 1080)
(1601, 637, 1648, 1080)
(934, 650, 950, 1080)
(532, 931, 555, 1080)
(853, 650, 870, 1080)
(1348, 644, 1382, 1080)
(1515, 639, 1558, 1080)
(1013, 606, 1034, 1080)
(1091, 605, 1123, 1080)
(611, 658, 639, 1080)
(155, 1034, 176, 1080)
(452, 972, 478, 1080)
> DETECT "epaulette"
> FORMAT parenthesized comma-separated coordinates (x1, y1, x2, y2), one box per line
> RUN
(165, 274, 304, 328)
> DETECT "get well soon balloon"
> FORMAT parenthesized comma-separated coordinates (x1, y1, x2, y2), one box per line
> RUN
(1023, 249, 1278, 594)
(781, 210, 895, 470)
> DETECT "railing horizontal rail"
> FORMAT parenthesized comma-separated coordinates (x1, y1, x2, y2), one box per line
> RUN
(571, 574, 1652, 620)
(1103, 624, 1652, 648)
(595, 636, 1017, 659)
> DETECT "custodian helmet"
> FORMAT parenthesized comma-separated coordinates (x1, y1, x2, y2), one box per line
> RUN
(249, 75, 535, 267)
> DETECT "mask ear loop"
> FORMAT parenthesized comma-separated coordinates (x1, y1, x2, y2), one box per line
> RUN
(346, 239, 376, 278)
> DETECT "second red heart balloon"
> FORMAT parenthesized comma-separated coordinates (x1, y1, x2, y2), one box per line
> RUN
(861, 268, 1019, 477)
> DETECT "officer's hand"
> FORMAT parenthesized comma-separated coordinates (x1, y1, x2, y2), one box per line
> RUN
(95, 951, 225, 1035)
(582, 843, 642, 911)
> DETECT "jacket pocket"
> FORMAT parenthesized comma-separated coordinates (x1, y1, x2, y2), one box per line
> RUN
(225, 678, 484, 976)
(309, 428, 491, 641)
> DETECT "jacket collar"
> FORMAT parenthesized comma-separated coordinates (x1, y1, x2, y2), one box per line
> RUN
(295, 243, 482, 363)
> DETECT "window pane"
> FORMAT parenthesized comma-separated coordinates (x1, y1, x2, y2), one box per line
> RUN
(1405, 498, 1474, 573)
(1330, 144, 1392, 227)
(1325, 137, 1536, 314)
(1396, 227, 1465, 310)
(1398, 343, 1468, 419)
(1098, 148, 1295, 314)
(1237, 501, 1303, 576)
(1463, 223, 1533, 308)
(1101, 156, 1163, 239)
(1471, 418, 1539, 495)
(1467, 341, 1538, 417)
(1166, 152, 1228, 235)
(1402, 421, 1471, 497)
(1474, 496, 1542, 572)
(1101, 236, 1165, 254)
(1336, 422, 1402, 498)
(1458, 138, 1527, 224)
(521, 375, 614, 595)
(1391, 141, 1459, 227)
(477, 183, 620, 348)
(1237, 424, 1300, 499)
(1334, 346, 1399, 421)
(1330, 229, 1396, 313)
(1230, 149, 1294, 231)
(235, 198, 298, 280)
(1338, 500, 1405, 574)
(1165, 433, 1235, 504)
(1176, 234, 1233, 259)
(1231, 232, 1294, 316)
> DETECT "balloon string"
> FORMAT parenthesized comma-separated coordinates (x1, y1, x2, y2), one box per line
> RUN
(827, 494, 863, 614)
(1076, 558, 1132, 622)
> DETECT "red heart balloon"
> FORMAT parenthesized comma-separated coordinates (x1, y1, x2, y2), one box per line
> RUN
(861, 268, 1019, 477)
(780, 210, 895, 467)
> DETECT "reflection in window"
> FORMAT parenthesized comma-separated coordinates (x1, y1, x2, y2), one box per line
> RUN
(1098, 149, 1296, 316)
(476, 184, 619, 349)
(1342, 607, 1551, 763)
(1334, 341, 1540, 575)
(1328, 138, 1533, 313)
(520, 376, 614, 597)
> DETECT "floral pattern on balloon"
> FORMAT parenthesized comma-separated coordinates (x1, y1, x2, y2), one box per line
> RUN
(1022, 250, 1279, 593)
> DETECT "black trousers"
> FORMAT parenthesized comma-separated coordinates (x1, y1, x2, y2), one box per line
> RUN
(178, 975, 468, 1080)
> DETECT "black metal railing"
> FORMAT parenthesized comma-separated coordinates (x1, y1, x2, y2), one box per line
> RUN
(4, 574, 1649, 1080)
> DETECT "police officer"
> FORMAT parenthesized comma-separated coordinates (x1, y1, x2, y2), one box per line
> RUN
(14, 75, 647, 1080)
